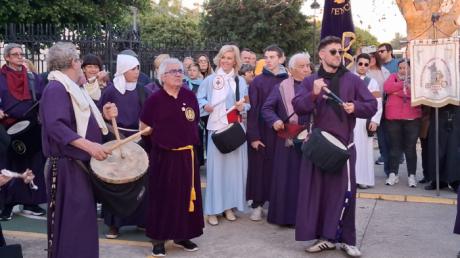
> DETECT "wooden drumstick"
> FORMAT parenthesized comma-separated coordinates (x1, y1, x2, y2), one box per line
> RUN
(111, 117, 125, 158)
(108, 126, 151, 152)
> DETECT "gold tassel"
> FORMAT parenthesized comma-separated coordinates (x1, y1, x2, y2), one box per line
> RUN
(189, 187, 196, 212)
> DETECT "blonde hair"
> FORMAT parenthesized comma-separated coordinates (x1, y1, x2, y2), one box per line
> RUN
(213, 45, 242, 73)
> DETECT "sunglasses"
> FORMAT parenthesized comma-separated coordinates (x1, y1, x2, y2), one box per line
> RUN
(378, 49, 387, 54)
(358, 62, 369, 67)
(165, 69, 184, 75)
(329, 49, 345, 56)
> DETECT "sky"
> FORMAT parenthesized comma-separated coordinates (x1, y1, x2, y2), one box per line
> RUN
(181, 0, 407, 43)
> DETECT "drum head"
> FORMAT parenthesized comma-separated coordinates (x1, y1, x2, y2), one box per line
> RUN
(215, 123, 233, 134)
(7, 121, 30, 135)
(296, 129, 309, 140)
(90, 141, 149, 184)
(321, 131, 347, 150)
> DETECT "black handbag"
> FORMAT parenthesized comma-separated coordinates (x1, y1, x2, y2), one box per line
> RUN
(301, 128, 350, 173)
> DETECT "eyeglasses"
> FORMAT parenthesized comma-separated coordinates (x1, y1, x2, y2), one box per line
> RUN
(358, 62, 369, 67)
(9, 52, 25, 58)
(198, 59, 208, 63)
(329, 49, 345, 56)
(378, 49, 387, 54)
(165, 69, 184, 75)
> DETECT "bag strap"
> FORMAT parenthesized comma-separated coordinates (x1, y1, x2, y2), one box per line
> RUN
(234, 76, 240, 101)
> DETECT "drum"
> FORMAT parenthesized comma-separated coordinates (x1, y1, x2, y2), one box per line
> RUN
(7, 120, 41, 158)
(301, 128, 350, 173)
(211, 122, 246, 154)
(277, 123, 305, 140)
(87, 140, 149, 217)
(293, 129, 309, 153)
(90, 141, 148, 184)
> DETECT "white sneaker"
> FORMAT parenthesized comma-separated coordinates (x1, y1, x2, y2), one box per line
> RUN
(249, 206, 263, 221)
(305, 240, 336, 253)
(385, 173, 399, 186)
(340, 243, 362, 257)
(408, 175, 417, 188)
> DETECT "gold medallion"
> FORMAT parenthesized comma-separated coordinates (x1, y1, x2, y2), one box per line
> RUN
(184, 107, 195, 121)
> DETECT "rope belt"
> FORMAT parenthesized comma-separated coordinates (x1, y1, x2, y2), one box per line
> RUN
(171, 145, 196, 213)
(336, 142, 355, 241)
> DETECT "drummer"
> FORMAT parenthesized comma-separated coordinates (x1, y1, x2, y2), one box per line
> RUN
(140, 58, 204, 257)
(261, 52, 312, 226)
(40, 42, 117, 258)
(98, 51, 147, 239)
(0, 43, 47, 220)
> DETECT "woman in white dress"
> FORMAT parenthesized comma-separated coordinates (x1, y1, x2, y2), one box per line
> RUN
(353, 53, 383, 188)
(196, 45, 250, 226)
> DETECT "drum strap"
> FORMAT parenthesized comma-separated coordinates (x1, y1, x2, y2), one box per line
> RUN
(47, 157, 59, 258)
(171, 145, 196, 213)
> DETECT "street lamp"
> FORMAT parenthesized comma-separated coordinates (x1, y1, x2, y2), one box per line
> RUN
(310, 0, 320, 65)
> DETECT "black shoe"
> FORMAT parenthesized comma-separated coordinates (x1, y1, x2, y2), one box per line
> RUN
(23, 205, 46, 216)
(418, 177, 429, 184)
(424, 183, 447, 190)
(0, 205, 14, 221)
(152, 243, 166, 257)
(173, 240, 199, 252)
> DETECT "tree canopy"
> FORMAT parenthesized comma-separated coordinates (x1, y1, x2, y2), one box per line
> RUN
(201, 0, 313, 55)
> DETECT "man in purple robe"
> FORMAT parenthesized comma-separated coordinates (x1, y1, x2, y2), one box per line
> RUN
(140, 58, 203, 257)
(246, 45, 288, 221)
(262, 52, 312, 226)
(40, 42, 117, 258)
(0, 43, 47, 220)
(293, 36, 377, 257)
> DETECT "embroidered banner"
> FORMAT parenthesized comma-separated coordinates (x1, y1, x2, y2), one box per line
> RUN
(410, 37, 460, 107)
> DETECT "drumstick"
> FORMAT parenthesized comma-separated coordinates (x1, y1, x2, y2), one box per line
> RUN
(1, 169, 38, 190)
(322, 87, 345, 105)
(108, 126, 151, 152)
(111, 118, 125, 158)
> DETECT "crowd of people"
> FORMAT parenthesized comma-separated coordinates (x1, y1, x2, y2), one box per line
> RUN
(0, 36, 459, 258)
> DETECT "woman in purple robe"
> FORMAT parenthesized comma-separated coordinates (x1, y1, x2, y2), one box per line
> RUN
(0, 43, 47, 220)
(293, 37, 377, 257)
(98, 53, 147, 239)
(262, 53, 312, 226)
(40, 42, 117, 258)
(140, 58, 203, 257)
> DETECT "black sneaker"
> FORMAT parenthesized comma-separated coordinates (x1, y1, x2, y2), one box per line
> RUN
(152, 243, 166, 257)
(23, 205, 46, 216)
(0, 205, 14, 221)
(173, 240, 199, 252)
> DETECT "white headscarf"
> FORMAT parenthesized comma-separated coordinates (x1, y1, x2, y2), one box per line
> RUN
(113, 54, 140, 94)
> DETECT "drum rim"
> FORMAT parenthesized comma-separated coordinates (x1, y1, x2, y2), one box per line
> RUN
(214, 123, 234, 134)
(320, 131, 347, 150)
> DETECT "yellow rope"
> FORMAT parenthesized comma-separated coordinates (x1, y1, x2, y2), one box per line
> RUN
(172, 145, 196, 212)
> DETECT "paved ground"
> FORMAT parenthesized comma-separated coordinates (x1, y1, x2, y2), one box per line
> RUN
(3, 146, 460, 257)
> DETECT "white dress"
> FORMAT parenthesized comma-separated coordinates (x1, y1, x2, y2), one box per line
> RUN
(354, 75, 382, 186)
(197, 72, 251, 215)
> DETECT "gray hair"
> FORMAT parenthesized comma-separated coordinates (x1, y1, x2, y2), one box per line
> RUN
(3, 43, 23, 59)
(158, 58, 184, 85)
(47, 42, 79, 71)
(288, 52, 311, 70)
(213, 45, 242, 72)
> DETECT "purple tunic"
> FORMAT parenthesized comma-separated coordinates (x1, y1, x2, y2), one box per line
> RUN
(144, 81, 161, 99)
(293, 72, 377, 245)
(455, 187, 460, 234)
(40, 80, 101, 258)
(262, 80, 308, 225)
(246, 68, 288, 204)
(98, 84, 147, 228)
(140, 87, 204, 240)
(0, 72, 47, 206)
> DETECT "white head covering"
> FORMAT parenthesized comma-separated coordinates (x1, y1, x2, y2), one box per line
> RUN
(113, 54, 140, 94)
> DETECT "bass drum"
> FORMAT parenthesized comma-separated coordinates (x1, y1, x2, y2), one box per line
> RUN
(7, 120, 42, 159)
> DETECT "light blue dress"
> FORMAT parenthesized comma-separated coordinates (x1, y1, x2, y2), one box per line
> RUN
(197, 73, 250, 215)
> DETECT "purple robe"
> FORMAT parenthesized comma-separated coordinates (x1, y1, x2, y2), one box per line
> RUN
(98, 84, 147, 229)
(140, 87, 204, 240)
(40, 80, 101, 258)
(293, 72, 377, 245)
(262, 80, 308, 225)
(455, 187, 460, 234)
(144, 81, 161, 98)
(0, 72, 47, 206)
(246, 68, 288, 204)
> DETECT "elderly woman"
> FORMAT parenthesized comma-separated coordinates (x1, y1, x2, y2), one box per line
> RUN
(197, 45, 250, 226)
(140, 58, 204, 256)
(40, 42, 117, 258)
(262, 52, 312, 226)
(81, 53, 109, 102)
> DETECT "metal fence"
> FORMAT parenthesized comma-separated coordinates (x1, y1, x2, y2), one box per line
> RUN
(0, 23, 224, 78)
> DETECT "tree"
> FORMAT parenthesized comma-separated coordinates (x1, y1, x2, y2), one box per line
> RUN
(390, 32, 407, 50)
(0, 0, 150, 25)
(201, 0, 312, 55)
(353, 27, 380, 51)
